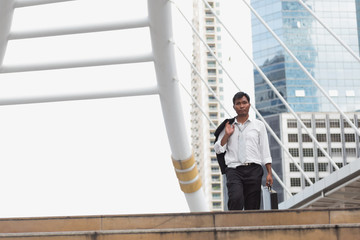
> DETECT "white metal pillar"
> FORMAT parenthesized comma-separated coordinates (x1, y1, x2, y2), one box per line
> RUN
(0, 0, 14, 66)
(148, 0, 208, 212)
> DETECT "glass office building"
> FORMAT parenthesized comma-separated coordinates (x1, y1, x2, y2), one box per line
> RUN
(251, 0, 360, 202)
(251, 0, 360, 116)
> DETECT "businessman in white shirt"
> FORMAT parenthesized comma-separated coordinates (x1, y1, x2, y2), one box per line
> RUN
(214, 92, 273, 210)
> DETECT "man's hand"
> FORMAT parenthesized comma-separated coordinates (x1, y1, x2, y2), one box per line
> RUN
(265, 163, 273, 187)
(266, 173, 273, 187)
(220, 122, 234, 147)
(224, 122, 235, 136)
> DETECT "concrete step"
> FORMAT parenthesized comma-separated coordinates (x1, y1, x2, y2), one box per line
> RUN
(0, 208, 359, 240)
(1, 223, 360, 240)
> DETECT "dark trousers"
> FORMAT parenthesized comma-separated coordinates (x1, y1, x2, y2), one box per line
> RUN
(226, 164, 263, 210)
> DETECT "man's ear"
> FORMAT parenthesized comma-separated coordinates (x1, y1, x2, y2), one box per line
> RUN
(233, 104, 235, 110)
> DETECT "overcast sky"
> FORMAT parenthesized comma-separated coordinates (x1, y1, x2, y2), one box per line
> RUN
(0, 0, 253, 217)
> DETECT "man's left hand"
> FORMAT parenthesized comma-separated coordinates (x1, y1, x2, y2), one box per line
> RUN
(266, 173, 273, 187)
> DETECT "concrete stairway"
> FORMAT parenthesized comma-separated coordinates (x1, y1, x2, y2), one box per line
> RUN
(0, 208, 359, 240)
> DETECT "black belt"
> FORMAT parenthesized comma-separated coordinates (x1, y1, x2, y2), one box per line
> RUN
(237, 163, 256, 167)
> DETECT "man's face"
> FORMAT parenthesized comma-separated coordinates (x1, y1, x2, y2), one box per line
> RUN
(233, 96, 250, 117)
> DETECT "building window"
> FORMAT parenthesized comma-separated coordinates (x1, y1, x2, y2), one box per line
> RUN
(212, 193, 221, 199)
(288, 134, 298, 142)
(289, 163, 300, 172)
(344, 134, 355, 142)
(208, 78, 216, 84)
(330, 134, 341, 142)
(209, 104, 217, 110)
(302, 119, 311, 128)
(304, 163, 314, 172)
(305, 178, 315, 186)
(343, 119, 354, 128)
(212, 183, 221, 190)
(207, 60, 216, 67)
(206, 26, 215, 33)
(290, 178, 301, 187)
(331, 148, 342, 157)
(346, 90, 355, 97)
(211, 166, 219, 172)
(303, 148, 314, 157)
(207, 52, 214, 58)
(329, 119, 340, 128)
(208, 69, 216, 75)
(212, 175, 220, 182)
(302, 134, 312, 142)
(209, 95, 216, 100)
(206, 19, 214, 25)
(212, 202, 221, 209)
(295, 90, 305, 97)
(345, 148, 356, 157)
(316, 134, 327, 142)
(317, 148, 327, 157)
(318, 163, 328, 172)
(287, 119, 297, 128)
(333, 162, 343, 171)
(289, 148, 299, 157)
(209, 112, 218, 119)
(329, 90, 338, 96)
(315, 119, 326, 128)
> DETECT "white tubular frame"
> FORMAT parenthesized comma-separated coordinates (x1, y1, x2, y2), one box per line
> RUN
(0, 85, 159, 106)
(0, 0, 208, 212)
(14, 0, 74, 8)
(0, 0, 14, 66)
(148, 0, 208, 212)
(1, 53, 153, 73)
(9, 18, 149, 40)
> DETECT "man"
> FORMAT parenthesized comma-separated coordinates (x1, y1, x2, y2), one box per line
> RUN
(214, 91, 273, 210)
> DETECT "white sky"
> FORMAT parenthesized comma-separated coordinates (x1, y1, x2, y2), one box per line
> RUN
(0, 0, 253, 217)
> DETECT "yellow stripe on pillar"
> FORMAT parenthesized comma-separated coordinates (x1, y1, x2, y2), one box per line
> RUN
(175, 166, 198, 182)
(179, 178, 202, 193)
(172, 153, 202, 194)
(172, 154, 195, 170)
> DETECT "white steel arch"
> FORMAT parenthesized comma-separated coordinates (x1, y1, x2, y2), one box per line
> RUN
(0, 0, 208, 212)
(147, 0, 208, 211)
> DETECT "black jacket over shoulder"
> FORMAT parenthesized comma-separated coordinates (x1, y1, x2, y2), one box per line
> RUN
(214, 117, 236, 174)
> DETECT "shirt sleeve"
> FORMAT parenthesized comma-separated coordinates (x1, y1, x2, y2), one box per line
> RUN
(214, 129, 227, 154)
(259, 122, 272, 165)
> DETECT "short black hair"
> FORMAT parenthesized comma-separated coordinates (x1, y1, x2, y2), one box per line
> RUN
(232, 92, 250, 104)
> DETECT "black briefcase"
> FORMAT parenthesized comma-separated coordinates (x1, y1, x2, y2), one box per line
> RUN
(261, 186, 278, 210)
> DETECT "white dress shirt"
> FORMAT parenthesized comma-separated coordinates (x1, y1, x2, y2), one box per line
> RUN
(214, 118, 272, 168)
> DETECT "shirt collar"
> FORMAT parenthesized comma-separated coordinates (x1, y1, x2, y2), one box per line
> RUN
(234, 117, 252, 125)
